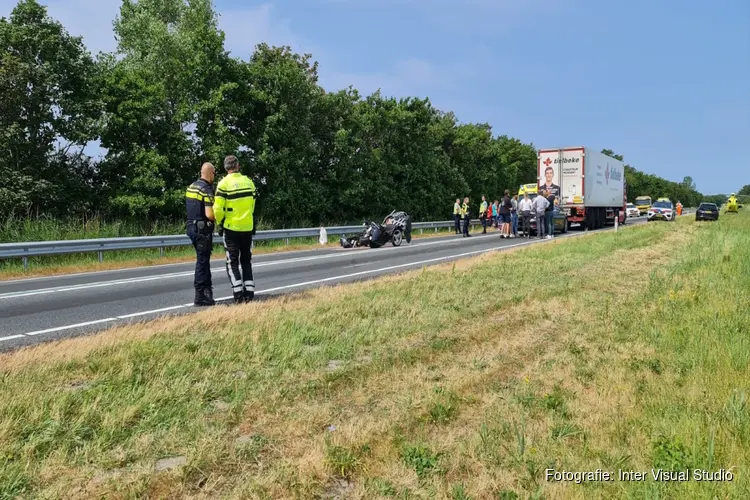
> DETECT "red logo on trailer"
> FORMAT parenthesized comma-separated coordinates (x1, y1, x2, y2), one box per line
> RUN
(543, 157, 552, 167)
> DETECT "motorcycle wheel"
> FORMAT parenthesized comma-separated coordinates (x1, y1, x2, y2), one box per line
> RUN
(391, 229, 403, 247)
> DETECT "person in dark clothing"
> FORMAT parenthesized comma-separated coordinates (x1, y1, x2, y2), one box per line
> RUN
(545, 190, 556, 238)
(498, 190, 512, 238)
(185, 163, 216, 306)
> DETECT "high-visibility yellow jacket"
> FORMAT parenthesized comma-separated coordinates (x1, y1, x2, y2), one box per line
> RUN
(461, 202, 469, 217)
(479, 200, 488, 217)
(214, 172, 257, 232)
(453, 202, 461, 215)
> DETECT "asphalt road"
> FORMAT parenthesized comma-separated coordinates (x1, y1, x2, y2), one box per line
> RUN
(0, 217, 650, 352)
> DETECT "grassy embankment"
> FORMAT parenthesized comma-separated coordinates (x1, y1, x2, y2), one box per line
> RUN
(0, 216, 457, 280)
(0, 213, 748, 499)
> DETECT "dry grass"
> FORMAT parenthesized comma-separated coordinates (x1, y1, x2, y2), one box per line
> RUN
(1, 214, 748, 499)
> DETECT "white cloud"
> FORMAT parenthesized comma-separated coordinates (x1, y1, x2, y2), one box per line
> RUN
(218, 3, 323, 60)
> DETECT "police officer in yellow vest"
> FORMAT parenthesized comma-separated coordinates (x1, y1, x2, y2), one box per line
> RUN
(185, 162, 217, 306)
(214, 155, 257, 303)
(453, 198, 461, 234)
(461, 197, 471, 237)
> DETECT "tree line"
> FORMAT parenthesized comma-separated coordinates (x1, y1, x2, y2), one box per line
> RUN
(601, 150, 704, 207)
(1, 0, 717, 231)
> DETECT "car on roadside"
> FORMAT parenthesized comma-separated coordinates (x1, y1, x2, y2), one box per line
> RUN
(529, 206, 569, 235)
(695, 202, 719, 221)
(626, 203, 640, 218)
(647, 200, 675, 222)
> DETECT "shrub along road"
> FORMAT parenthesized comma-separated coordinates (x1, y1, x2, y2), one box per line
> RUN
(1, 212, 746, 499)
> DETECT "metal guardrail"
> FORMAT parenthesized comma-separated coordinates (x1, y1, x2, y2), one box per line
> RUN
(0, 219, 483, 270)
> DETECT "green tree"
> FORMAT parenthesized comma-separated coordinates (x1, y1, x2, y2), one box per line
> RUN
(0, 0, 99, 218)
(738, 184, 750, 196)
(681, 176, 696, 191)
(98, 0, 232, 219)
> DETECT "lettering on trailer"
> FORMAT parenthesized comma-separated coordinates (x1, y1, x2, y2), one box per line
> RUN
(605, 164, 622, 185)
(554, 157, 580, 164)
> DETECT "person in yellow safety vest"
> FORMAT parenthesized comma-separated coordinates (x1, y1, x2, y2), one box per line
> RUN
(214, 155, 257, 304)
(479, 195, 488, 234)
(461, 197, 471, 237)
(453, 198, 461, 234)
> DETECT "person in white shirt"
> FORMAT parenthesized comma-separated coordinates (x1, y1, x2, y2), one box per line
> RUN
(518, 194, 533, 237)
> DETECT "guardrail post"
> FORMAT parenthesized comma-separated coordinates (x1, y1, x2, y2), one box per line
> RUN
(285, 238, 289, 246)
(159, 246, 164, 257)
(98, 251, 103, 263)
(23, 256, 28, 271)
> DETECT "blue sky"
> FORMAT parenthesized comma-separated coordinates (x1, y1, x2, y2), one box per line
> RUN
(2, 0, 749, 194)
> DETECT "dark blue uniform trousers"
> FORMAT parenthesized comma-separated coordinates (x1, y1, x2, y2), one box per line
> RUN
(187, 223, 213, 289)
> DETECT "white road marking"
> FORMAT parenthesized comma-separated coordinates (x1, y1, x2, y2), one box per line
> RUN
(0, 232, 472, 286)
(24, 318, 119, 336)
(1, 237, 544, 341)
(0, 234, 495, 300)
(116, 304, 192, 319)
(0, 223, 642, 344)
(0, 334, 26, 342)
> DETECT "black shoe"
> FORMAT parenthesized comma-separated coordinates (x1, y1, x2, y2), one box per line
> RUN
(194, 288, 213, 307)
(243, 291, 255, 303)
(233, 292, 244, 304)
(203, 286, 216, 306)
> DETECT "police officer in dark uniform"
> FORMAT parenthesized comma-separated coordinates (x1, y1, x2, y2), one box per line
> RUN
(186, 163, 216, 306)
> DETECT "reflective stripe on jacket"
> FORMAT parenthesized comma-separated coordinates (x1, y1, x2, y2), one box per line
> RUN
(214, 172, 257, 232)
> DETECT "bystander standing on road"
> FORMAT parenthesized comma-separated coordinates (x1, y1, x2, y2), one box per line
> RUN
(545, 189, 555, 239)
(532, 191, 549, 239)
(479, 195, 489, 234)
(519, 193, 533, 237)
(498, 190, 512, 238)
(511, 194, 519, 236)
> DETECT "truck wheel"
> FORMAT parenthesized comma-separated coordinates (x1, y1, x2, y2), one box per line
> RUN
(563, 219, 569, 233)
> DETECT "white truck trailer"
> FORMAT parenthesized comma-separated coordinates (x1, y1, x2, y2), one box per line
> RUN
(537, 147, 626, 230)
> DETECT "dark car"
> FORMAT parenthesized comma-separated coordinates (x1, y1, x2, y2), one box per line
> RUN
(529, 206, 569, 235)
(695, 202, 719, 221)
